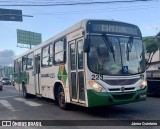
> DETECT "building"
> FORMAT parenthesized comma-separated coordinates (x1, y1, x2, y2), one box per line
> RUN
(146, 32, 160, 95)
(147, 32, 160, 71)
(0, 66, 4, 77)
(0, 66, 13, 79)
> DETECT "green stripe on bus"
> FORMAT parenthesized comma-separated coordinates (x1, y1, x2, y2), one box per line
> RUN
(87, 88, 147, 107)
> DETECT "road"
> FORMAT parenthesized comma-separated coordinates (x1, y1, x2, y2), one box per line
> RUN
(0, 85, 160, 129)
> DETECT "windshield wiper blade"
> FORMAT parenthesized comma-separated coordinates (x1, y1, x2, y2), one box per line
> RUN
(127, 36, 133, 51)
(102, 34, 115, 62)
(127, 36, 134, 61)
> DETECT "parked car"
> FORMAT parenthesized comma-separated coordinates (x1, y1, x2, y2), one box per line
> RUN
(0, 80, 2, 91)
(1, 77, 11, 85)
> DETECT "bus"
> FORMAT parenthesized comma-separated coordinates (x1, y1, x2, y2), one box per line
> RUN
(14, 19, 147, 109)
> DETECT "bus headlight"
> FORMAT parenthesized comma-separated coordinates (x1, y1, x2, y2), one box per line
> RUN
(89, 80, 106, 92)
(140, 80, 147, 89)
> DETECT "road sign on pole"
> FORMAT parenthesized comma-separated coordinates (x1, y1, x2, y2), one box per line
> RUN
(0, 8, 22, 21)
(17, 29, 42, 49)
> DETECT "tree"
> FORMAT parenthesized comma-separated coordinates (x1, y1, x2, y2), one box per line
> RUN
(144, 37, 158, 69)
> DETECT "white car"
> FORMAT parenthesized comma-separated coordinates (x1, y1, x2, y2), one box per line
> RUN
(1, 78, 11, 85)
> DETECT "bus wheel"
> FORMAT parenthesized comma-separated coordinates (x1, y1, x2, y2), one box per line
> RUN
(58, 86, 69, 110)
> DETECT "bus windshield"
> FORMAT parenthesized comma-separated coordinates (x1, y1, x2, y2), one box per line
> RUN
(88, 35, 146, 76)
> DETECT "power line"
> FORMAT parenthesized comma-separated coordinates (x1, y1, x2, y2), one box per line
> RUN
(0, 0, 155, 6)
(30, 2, 160, 16)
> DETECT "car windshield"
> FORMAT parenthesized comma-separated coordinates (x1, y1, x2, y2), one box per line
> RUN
(3, 78, 9, 80)
(88, 35, 146, 76)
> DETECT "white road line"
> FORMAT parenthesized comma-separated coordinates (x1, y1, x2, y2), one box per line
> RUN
(0, 100, 15, 111)
(0, 95, 21, 99)
(14, 98, 25, 102)
(24, 101, 42, 107)
(14, 98, 42, 107)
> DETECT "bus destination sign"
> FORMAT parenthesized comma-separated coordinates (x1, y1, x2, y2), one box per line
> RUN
(93, 24, 139, 36)
(87, 21, 141, 36)
(102, 25, 136, 34)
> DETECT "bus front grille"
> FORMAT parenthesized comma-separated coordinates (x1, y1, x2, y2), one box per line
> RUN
(108, 87, 135, 92)
(103, 78, 139, 86)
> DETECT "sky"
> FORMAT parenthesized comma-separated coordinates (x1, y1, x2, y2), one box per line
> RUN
(0, 0, 160, 66)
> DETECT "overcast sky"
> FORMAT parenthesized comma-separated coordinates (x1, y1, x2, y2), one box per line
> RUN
(0, 50, 15, 66)
(0, 0, 160, 66)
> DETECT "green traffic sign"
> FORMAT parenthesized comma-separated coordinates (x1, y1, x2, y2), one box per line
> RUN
(17, 29, 42, 46)
(0, 8, 22, 21)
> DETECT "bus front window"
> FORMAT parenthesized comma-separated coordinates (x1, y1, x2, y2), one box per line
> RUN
(88, 35, 145, 76)
(120, 38, 145, 74)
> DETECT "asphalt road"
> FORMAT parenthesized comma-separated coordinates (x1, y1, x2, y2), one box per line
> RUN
(0, 85, 160, 129)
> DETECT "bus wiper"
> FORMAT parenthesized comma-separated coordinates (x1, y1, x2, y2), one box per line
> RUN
(102, 34, 115, 62)
(127, 36, 133, 61)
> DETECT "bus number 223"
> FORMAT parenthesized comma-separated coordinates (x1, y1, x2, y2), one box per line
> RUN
(92, 74, 103, 80)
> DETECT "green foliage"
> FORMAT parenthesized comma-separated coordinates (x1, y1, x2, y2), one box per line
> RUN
(144, 38, 158, 53)
(144, 37, 159, 69)
(157, 40, 160, 49)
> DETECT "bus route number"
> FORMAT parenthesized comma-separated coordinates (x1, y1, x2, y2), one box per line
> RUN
(92, 74, 103, 80)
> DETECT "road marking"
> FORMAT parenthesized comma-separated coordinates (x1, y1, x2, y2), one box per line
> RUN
(14, 98, 42, 107)
(0, 100, 15, 111)
(0, 95, 22, 99)
(14, 98, 25, 102)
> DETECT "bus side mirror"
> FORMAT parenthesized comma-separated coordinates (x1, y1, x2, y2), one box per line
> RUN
(84, 36, 90, 53)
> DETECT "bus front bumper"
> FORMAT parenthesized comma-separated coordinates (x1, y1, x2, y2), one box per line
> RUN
(87, 87, 147, 107)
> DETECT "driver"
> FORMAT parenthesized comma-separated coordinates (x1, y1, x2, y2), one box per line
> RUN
(97, 45, 109, 70)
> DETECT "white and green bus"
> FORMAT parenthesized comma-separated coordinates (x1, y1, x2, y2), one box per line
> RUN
(14, 19, 147, 109)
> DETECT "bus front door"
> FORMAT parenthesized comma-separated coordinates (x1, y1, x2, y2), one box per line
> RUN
(69, 38, 85, 104)
(34, 55, 41, 95)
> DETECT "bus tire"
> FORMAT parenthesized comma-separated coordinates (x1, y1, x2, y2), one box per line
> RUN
(57, 86, 69, 110)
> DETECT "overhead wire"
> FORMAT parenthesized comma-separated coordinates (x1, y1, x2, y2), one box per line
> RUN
(28, 1, 160, 16)
(0, 0, 159, 42)
(0, 0, 156, 6)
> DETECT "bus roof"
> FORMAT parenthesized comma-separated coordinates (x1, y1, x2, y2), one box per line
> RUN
(15, 19, 139, 60)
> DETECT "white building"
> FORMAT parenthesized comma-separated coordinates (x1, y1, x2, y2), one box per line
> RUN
(147, 32, 160, 71)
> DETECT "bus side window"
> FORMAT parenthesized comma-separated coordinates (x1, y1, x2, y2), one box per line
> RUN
(77, 40, 83, 69)
(42, 44, 53, 67)
(35, 56, 40, 74)
(22, 56, 27, 71)
(54, 38, 66, 65)
(48, 44, 53, 66)
(26, 53, 33, 70)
